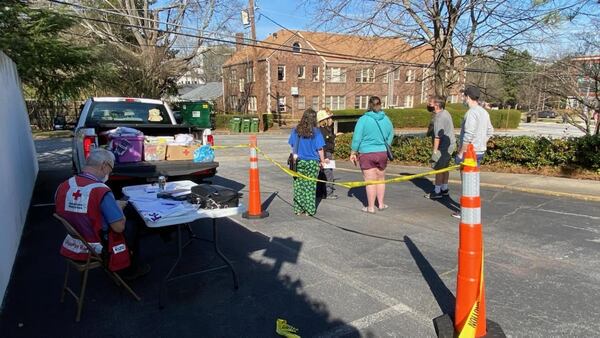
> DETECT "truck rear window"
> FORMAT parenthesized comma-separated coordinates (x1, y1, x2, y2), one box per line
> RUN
(87, 102, 171, 124)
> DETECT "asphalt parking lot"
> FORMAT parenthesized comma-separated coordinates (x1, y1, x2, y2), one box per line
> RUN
(0, 135, 598, 337)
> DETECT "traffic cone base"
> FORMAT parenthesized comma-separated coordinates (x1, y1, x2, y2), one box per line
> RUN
(242, 210, 269, 219)
(433, 314, 506, 338)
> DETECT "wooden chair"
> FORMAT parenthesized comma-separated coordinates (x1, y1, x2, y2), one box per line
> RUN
(53, 213, 141, 322)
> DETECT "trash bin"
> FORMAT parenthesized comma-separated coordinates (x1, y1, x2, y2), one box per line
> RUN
(241, 118, 251, 133)
(526, 115, 532, 123)
(181, 101, 212, 128)
(250, 117, 259, 133)
(231, 117, 241, 133)
(263, 113, 273, 131)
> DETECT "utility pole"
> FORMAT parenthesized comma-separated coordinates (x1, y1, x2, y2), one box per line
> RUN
(248, 0, 263, 132)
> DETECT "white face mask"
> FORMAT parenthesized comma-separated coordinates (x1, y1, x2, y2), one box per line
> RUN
(102, 175, 109, 183)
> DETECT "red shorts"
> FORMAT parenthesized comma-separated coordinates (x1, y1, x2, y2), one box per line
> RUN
(358, 152, 388, 170)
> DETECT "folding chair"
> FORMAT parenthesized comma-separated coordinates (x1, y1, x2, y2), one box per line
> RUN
(53, 213, 141, 322)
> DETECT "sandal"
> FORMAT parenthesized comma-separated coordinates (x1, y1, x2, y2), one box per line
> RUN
(377, 204, 389, 211)
(361, 207, 376, 214)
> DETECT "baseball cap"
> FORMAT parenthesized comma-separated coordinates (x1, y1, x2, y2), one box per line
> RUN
(317, 110, 331, 122)
(462, 86, 480, 100)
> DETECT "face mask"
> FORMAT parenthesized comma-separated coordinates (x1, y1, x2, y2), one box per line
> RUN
(102, 174, 109, 183)
(427, 105, 435, 113)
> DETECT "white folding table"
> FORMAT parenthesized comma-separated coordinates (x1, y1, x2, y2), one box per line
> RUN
(122, 180, 242, 308)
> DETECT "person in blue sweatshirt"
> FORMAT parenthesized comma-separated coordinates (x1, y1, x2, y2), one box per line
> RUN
(349, 96, 394, 214)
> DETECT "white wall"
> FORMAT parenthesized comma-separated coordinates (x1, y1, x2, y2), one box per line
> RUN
(0, 51, 39, 305)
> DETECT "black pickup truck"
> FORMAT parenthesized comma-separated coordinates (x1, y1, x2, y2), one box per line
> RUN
(72, 97, 218, 181)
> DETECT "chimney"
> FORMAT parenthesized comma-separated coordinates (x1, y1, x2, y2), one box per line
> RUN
(235, 33, 244, 51)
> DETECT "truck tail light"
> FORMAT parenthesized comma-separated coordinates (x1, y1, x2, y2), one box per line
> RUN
(206, 134, 214, 146)
(83, 135, 96, 158)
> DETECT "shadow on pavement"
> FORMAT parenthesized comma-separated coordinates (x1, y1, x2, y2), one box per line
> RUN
(0, 169, 360, 337)
(402, 173, 461, 213)
(347, 187, 368, 207)
(404, 235, 455, 317)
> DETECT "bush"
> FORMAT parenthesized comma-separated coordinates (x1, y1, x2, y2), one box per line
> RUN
(334, 133, 600, 171)
(331, 107, 520, 129)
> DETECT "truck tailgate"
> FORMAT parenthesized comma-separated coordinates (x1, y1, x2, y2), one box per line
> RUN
(113, 161, 219, 178)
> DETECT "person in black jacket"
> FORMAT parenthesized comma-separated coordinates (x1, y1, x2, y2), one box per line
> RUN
(317, 110, 338, 199)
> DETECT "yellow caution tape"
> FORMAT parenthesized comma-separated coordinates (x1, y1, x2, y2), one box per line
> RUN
(256, 147, 460, 188)
(458, 248, 485, 338)
(211, 144, 462, 188)
(276, 319, 300, 338)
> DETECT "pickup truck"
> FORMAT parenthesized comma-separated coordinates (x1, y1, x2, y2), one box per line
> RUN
(72, 97, 218, 181)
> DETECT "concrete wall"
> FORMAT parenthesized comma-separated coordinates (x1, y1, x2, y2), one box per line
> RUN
(0, 51, 39, 305)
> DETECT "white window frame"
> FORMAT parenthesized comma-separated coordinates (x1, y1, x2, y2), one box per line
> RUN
(404, 95, 414, 108)
(298, 65, 306, 79)
(228, 96, 238, 111)
(230, 69, 237, 84)
(356, 68, 375, 83)
(248, 96, 257, 112)
(325, 67, 346, 83)
(239, 78, 245, 93)
(325, 96, 346, 110)
(312, 66, 320, 82)
(382, 96, 388, 108)
(292, 42, 301, 53)
(311, 96, 319, 110)
(278, 96, 286, 112)
(405, 69, 415, 83)
(296, 96, 306, 110)
(277, 65, 286, 81)
(354, 95, 369, 109)
(383, 70, 389, 83)
(394, 69, 400, 81)
(246, 66, 254, 83)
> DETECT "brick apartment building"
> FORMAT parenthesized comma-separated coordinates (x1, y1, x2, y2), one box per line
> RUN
(222, 30, 459, 123)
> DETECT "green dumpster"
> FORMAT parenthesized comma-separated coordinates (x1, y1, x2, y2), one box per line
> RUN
(250, 117, 259, 133)
(231, 117, 241, 133)
(241, 118, 251, 133)
(181, 101, 213, 128)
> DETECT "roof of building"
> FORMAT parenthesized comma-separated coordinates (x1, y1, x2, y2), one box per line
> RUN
(179, 82, 223, 101)
(223, 30, 432, 67)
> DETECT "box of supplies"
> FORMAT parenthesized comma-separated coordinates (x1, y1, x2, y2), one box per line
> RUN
(166, 144, 200, 161)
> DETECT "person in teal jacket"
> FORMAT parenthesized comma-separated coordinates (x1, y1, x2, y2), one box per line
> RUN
(349, 96, 394, 214)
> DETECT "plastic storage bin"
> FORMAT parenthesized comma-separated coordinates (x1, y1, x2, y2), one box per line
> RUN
(241, 118, 251, 133)
(250, 118, 259, 133)
(109, 134, 144, 163)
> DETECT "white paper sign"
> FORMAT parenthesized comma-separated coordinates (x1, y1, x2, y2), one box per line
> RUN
(322, 160, 336, 169)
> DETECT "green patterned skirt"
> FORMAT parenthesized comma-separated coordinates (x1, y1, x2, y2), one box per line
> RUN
(293, 159, 320, 215)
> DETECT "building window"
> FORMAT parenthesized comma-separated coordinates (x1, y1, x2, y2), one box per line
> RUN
(394, 69, 400, 81)
(449, 95, 458, 104)
(383, 70, 388, 83)
(278, 97, 286, 112)
(404, 95, 414, 108)
(325, 96, 346, 110)
(405, 69, 415, 83)
(296, 96, 306, 110)
(246, 66, 254, 83)
(239, 78, 245, 93)
(228, 96, 238, 111)
(312, 66, 319, 82)
(231, 69, 237, 84)
(382, 96, 388, 108)
(292, 42, 301, 53)
(355, 68, 375, 83)
(297, 65, 305, 79)
(325, 67, 346, 83)
(394, 95, 400, 107)
(248, 96, 257, 112)
(311, 96, 319, 110)
(278, 65, 286, 81)
(354, 95, 369, 109)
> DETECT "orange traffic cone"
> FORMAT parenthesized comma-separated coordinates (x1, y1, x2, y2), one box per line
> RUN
(455, 144, 486, 337)
(242, 135, 269, 219)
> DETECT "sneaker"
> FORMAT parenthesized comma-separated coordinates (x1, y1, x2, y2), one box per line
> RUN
(121, 263, 151, 281)
(325, 194, 339, 200)
(441, 189, 449, 196)
(451, 212, 461, 219)
(425, 191, 443, 200)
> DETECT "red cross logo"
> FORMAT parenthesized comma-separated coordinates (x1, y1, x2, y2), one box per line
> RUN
(183, 148, 190, 156)
(72, 190, 82, 200)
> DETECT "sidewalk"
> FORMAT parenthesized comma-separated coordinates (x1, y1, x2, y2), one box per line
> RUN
(336, 161, 600, 202)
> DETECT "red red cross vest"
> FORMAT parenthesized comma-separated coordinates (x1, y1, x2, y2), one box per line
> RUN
(55, 175, 111, 261)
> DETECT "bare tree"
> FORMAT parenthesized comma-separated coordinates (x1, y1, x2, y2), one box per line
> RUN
(310, 0, 595, 97)
(68, 0, 240, 98)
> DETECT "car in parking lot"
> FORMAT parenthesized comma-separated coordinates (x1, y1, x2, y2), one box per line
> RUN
(537, 110, 557, 118)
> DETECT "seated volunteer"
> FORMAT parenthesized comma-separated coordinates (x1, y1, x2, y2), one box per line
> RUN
(349, 96, 394, 214)
(425, 95, 456, 199)
(288, 108, 327, 216)
(55, 148, 150, 280)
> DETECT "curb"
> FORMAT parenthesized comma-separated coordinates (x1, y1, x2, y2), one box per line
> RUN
(335, 167, 600, 202)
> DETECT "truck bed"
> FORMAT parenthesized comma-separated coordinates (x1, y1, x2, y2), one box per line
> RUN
(113, 160, 219, 178)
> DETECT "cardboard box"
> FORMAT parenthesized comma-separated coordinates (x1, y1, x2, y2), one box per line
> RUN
(166, 144, 200, 161)
(144, 144, 167, 161)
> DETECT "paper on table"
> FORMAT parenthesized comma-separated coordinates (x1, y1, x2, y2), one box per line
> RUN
(322, 160, 336, 169)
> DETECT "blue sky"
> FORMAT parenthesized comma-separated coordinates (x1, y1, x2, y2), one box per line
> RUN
(250, 0, 311, 39)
